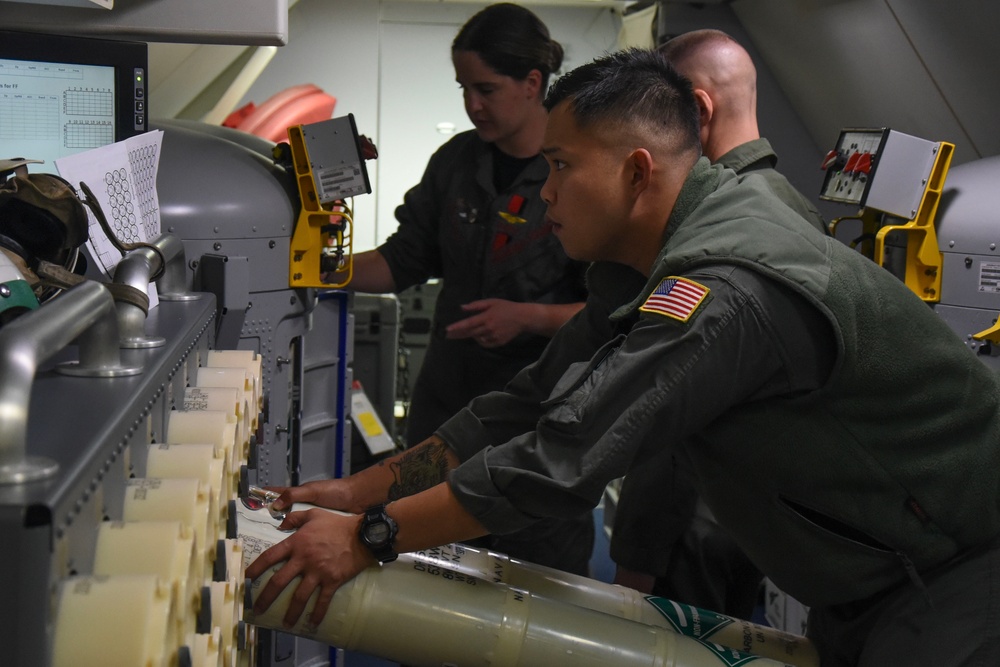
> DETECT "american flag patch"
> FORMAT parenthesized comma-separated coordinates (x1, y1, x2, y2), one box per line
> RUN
(639, 277, 709, 322)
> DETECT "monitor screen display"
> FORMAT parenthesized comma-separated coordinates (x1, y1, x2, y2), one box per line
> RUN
(0, 30, 147, 175)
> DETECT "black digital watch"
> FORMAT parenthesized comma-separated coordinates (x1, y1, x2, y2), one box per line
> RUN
(359, 503, 398, 565)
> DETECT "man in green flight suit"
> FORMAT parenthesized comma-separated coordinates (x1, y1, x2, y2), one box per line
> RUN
(249, 49, 1000, 667)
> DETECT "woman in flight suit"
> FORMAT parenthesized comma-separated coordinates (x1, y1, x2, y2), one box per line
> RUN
(347, 3, 592, 575)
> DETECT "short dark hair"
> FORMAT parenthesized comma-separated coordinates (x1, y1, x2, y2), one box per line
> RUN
(544, 48, 701, 154)
(452, 3, 564, 89)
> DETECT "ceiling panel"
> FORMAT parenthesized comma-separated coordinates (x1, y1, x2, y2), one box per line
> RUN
(733, 0, 984, 165)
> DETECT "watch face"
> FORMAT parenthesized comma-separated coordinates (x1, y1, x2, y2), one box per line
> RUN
(360, 506, 397, 563)
(365, 522, 390, 545)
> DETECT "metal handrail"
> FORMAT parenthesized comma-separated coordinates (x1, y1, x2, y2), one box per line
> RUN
(0, 281, 141, 485)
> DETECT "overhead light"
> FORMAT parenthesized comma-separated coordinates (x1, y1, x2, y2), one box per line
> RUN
(436, 122, 456, 135)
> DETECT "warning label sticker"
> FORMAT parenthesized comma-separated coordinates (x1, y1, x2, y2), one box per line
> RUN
(979, 262, 1000, 293)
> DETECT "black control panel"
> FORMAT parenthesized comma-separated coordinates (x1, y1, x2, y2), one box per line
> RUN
(134, 66, 146, 131)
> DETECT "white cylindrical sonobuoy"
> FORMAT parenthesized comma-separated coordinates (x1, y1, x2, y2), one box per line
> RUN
(205, 350, 262, 411)
(124, 477, 216, 582)
(195, 367, 257, 430)
(146, 442, 230, 518)
(407, 543, 818, 666)
(52, 574, 174, 667)
(185, 627, 223, 667)
(240, 498, 815, 666)
(238, 503, 796, 667)
(210, 579, 239, 660)
(94, 520, 201, 639)
(183, 386, 250, 458)
(166, 410, 240, 491)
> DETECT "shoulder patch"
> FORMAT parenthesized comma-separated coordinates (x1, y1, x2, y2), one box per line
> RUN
(639, 277, 710, 322)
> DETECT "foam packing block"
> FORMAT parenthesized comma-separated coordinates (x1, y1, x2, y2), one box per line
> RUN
(52, 574, 174, 667)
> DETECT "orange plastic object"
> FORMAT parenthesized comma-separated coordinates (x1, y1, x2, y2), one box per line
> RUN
(235, 84, 336, 143)
(222, 102, 257, 129)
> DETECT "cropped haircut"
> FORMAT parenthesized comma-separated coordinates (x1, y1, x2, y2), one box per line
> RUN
(544, 48, 701, 155)
(452, 3, 564, 90)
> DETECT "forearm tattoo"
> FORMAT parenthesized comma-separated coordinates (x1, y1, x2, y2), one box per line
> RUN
(385, 442, 451, 501)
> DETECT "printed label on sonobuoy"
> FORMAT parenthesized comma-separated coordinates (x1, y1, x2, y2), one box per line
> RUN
(645, 596, 773, 666)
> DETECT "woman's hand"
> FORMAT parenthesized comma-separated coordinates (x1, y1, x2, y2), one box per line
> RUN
(445, 298, 525, 348)
(446, 299, 584, 345)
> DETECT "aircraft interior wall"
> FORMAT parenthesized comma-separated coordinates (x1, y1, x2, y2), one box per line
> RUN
(732, 0, 1000, 168)
(655, 1, 839, 220)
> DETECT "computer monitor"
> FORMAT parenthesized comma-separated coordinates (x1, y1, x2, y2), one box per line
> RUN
(0, 29, 147, 174)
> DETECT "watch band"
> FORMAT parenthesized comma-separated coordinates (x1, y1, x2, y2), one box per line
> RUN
(359, 503, 398, 564)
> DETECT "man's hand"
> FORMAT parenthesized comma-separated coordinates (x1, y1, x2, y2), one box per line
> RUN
(245, 508, 372, 628)
(445, 299, 525, 348)
(268, 478, 354, 514)
(246, 480, 489, 629)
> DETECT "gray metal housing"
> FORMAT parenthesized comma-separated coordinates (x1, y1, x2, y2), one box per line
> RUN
(934, 156, 1000, 367)
(153, 120, 318, 489)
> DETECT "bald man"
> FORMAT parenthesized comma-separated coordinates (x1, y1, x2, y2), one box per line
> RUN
(664, 28, 826, 233)
(610, 30, 826, 619)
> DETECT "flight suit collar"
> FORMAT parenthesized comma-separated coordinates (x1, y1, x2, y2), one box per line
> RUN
(472, 137, 549, 196)
(715, 137, 778, 174)
(610, 156, 726, 321)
